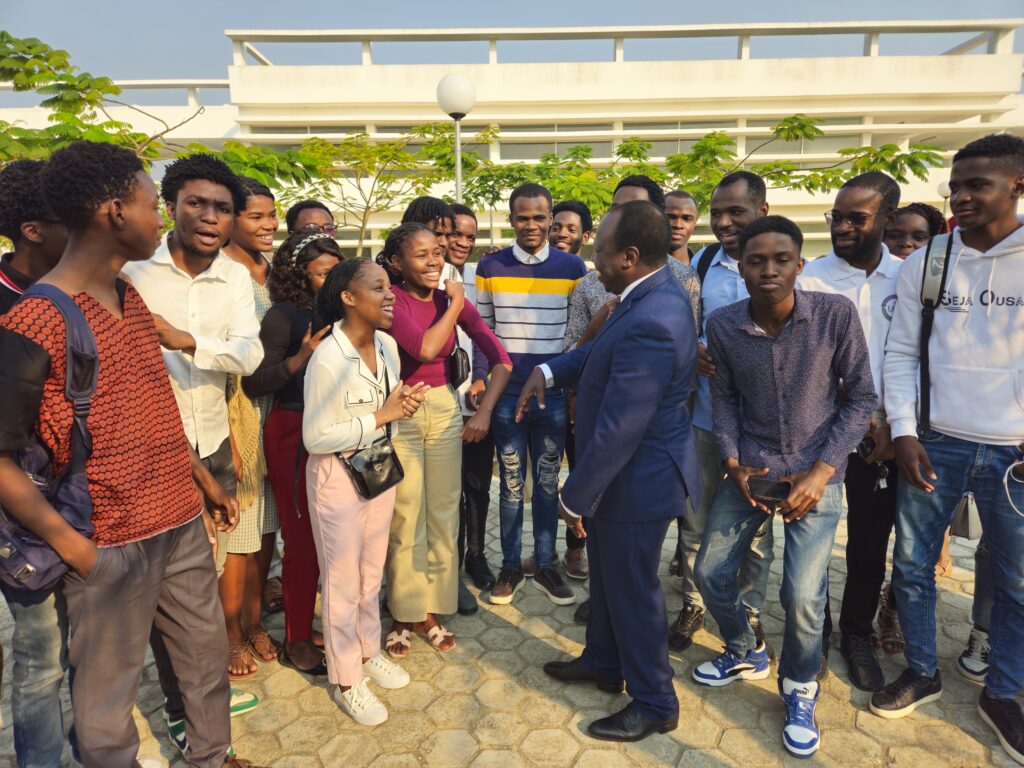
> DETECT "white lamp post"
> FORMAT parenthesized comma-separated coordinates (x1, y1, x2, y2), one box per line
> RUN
(436, 74, 476, 204)
(937, 180, 951, 216)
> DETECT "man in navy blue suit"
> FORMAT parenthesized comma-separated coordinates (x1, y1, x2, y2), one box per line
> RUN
(516, 199, 702, 741)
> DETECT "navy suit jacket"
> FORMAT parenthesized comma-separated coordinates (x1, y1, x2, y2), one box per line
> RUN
(547, 266, 702, 523)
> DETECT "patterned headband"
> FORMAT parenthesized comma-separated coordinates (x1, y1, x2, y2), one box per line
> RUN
(292, 231, 335, 258)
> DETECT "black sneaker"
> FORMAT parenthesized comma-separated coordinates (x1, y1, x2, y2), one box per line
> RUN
(979, 687, 1024, 765)
(841, 634, 884, 692)
(489, 567, 525, 605)
(574, 598, 591, 624)
(668, 602, 705, 652)
(457, 580, 478, 615)
(747, 609, 776, 664)
(870, 668, 942, 719)
(465, 552, 496, 591)
(533, 566, 576, 606)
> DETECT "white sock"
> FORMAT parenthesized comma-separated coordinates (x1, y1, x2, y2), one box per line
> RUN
(782, 678, 818, 698)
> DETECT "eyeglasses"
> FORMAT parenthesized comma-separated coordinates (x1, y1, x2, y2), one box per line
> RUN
(297, 222, 337, 235)
(824, 211, 874, 229)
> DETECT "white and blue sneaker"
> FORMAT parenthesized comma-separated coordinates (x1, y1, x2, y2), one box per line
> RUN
(780, 678, 821, 758)
(692, 645, 770, 687)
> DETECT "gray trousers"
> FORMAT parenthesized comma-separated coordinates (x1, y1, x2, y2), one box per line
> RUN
(65, 515, 230, 768)
(678, 427, 774, 612)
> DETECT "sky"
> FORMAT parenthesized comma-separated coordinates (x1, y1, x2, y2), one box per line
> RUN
(3, 0, 1023, 98)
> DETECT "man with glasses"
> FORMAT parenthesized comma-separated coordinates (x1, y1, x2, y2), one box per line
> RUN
(798, 172, 902, 692)
(284, 200, 335, 235)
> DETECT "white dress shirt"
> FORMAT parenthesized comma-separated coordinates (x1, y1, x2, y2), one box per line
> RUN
(302, 324, 401, 455)
(512, 241, 550, 265)
(798, 245, 901, 415)
(123, 235, 263, 458)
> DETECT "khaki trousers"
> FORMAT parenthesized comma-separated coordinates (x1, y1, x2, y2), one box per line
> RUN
(386, 385, 462, 622)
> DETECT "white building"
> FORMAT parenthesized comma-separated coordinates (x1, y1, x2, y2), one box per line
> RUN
(4, 20, 1023, 256)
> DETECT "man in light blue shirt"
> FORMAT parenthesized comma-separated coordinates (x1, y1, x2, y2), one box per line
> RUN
(668, 171, 775, 656)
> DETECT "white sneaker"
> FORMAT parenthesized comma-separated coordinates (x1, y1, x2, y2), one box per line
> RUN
(335, 679, 388, 726)
(362, 654, 410, 689)
(957, 626, 990, 684)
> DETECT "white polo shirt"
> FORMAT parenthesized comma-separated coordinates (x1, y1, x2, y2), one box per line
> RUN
(798, 244, 901, 413)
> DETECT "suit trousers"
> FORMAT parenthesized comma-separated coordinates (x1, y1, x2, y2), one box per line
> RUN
(458, 430, 495, 562)
(65, 516, 230, 768)
(306, 453, 395, 686)
(387, 385, 463, 621)
(582, 515, 678, 721)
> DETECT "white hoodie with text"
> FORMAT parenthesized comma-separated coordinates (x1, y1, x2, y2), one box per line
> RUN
(884, 218, 1024, 446)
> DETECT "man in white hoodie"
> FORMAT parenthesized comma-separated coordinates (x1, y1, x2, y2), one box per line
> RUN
(872, 133, 1024, 766)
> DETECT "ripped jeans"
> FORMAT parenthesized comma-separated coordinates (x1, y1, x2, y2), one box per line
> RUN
(491, 389, 568, 571)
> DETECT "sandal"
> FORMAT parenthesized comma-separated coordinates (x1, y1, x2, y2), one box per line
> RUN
(247, 629, 279, 663)
(228, 644, 258, 680)
(262, 576, 284, 614)
(877, 586, 906, 655)
(425, 623, 456, 653)
(385, 627, 412, 659)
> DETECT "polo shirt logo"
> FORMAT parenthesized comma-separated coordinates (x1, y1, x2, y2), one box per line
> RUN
(882, 294, 897, 321)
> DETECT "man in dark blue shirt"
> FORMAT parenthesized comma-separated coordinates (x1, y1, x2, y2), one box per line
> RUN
(691, 216, 875, 758)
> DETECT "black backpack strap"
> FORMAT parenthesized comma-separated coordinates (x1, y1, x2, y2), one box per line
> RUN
(695, 243, 719, 285)
(19, 284, 98, 468)
(917, 233, 953, 437)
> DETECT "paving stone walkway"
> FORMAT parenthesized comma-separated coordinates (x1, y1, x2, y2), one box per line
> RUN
(0, 485, 1010, 767)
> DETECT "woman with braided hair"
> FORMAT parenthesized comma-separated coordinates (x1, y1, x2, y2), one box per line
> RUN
(242, 230, 342, 675)
(302, 258, 428, 725)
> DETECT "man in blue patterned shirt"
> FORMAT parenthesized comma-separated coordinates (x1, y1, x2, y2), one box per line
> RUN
(691, 215, 876, 758)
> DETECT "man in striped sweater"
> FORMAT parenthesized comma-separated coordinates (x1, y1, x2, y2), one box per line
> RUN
(476, 183, 587, 606)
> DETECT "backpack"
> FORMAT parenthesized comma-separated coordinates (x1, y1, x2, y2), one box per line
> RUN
(694, 243, 721, 285)
(0, 284, 97, 591)
(917, 232, 954, 436)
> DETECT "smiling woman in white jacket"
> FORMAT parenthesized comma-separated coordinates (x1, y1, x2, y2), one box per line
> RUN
(302, 258, 428, 727)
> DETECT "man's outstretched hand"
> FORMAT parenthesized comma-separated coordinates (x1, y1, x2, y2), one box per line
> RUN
(515, 367, 548, 422)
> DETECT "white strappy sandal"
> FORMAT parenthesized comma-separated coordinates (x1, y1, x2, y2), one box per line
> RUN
(384, 628, 412, 658)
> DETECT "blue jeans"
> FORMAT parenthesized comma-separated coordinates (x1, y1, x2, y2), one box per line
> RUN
(1, 582, 69, 768)
(491, 389, 567, 570)
(697, 480, 843, 683)
(892, 431, 1024, 698)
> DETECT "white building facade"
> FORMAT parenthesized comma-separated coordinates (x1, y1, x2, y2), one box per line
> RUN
(4, 20, 1023, 255)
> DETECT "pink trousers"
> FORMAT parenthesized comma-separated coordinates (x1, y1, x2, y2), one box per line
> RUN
(306, 453, 396, 686)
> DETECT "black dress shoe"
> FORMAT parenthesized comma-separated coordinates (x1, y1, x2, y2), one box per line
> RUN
(457, 580, 479, 615)
(573, 598, 591, 624)
(278, 648, 328, 677)
(465, 552, 496, 590)
(543, 657, 624, 693)
(841, 633, 884, 692)
(587, 702, 678, 742)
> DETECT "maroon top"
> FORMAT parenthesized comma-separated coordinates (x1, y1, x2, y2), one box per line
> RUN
(388, 285, 511, 387)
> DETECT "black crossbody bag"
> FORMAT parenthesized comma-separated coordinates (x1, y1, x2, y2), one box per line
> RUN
(338, 367, 405, 499)
(448, 328, 471, 388)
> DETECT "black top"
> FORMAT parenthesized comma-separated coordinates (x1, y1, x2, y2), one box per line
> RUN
(0, 253, 34, 315)
(242, 301, 311, 408)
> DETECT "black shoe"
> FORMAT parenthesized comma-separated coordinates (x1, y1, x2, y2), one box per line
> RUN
(465, 552, 496, 591)
(841, 634, 884, 692)
(668, 602, 704, 652)
(870, 668, 942, 719)
(747, 609, 776, 664)
(278, 648, 328, 677)
(543, 656, 625, 693)
(587, 702, 678, 742)
(574, 598, 591, 625)
(457, 580, 478, 616)
(817, 644, 830, 683)
(533, 566, 576, 606)
(979, 687, 1024, 765)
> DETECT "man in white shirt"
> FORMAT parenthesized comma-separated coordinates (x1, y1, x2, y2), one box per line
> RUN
(798, 172, 902, 692)
(669, 171, 774, 656)
(871, 135, 1024, 766)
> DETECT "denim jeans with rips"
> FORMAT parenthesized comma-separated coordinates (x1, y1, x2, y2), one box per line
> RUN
(697, 479, 844, 684)
(892, 430, 1024, 698)
(491, 389, 567, 571)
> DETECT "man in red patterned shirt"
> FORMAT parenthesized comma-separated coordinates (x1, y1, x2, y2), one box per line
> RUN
(0, 141, 263, 768)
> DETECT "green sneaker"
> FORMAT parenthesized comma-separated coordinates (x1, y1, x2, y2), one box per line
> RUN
(230, 688, 260, 718)
(164, 715, 237, 760)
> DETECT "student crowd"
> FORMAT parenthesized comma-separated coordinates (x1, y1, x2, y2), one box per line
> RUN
(0, 131, 1021, 767)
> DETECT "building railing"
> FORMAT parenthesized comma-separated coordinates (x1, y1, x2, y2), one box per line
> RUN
(225, 20, 1023, 66)
(0, 79, 230, 108)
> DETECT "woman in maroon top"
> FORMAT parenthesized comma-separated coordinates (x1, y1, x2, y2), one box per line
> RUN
(379, 223, 511, 657)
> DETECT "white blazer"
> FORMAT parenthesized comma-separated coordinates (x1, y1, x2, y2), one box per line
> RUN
(302, 323, 401, 455)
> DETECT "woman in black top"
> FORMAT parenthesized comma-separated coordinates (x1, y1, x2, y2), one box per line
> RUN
(243, 231, 342, 674)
